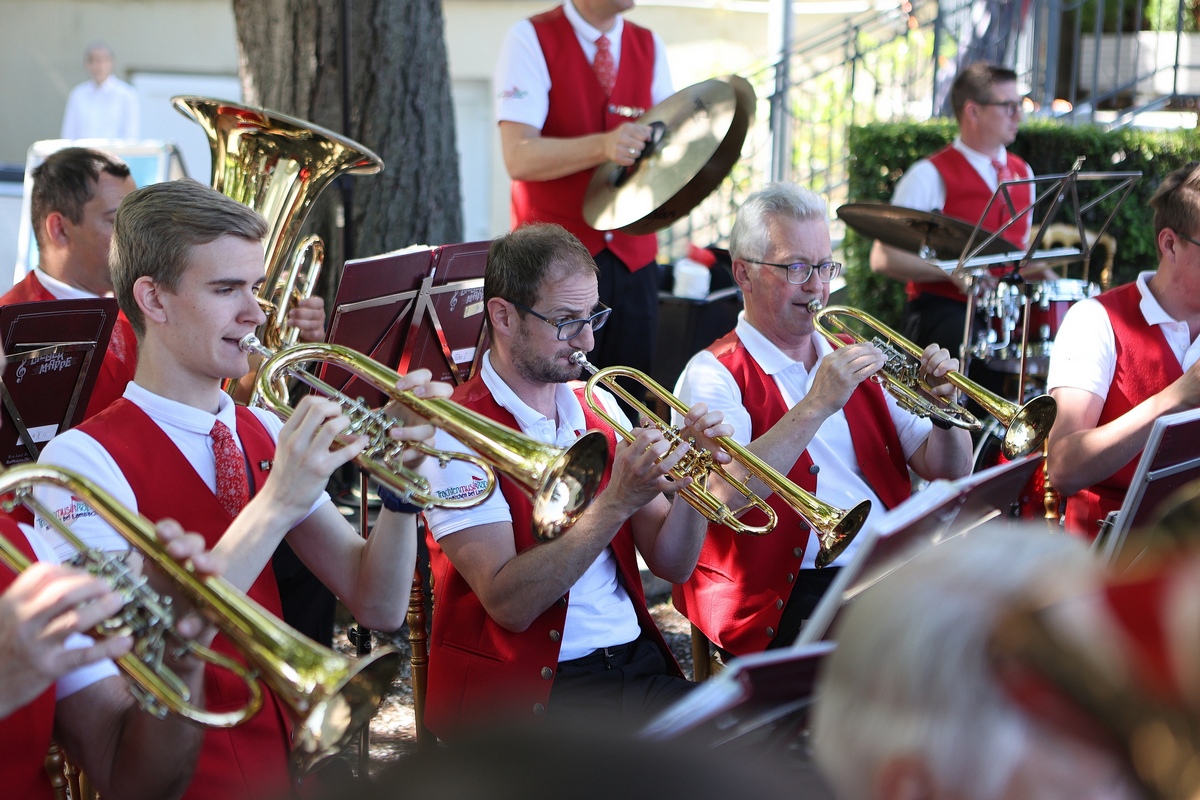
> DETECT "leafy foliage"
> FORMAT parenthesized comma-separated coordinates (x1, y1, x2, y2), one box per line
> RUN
(844, 119, 1198, 326)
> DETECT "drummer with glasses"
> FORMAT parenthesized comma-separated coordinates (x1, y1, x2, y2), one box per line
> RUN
(867, 62, 1053, 401)
(672, 183, 972, 660)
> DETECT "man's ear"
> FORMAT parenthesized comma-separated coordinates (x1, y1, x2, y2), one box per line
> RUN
(731, 258, 753, 293)
(133, 276, 168, 325)
(876, 757, 938, 800)
(487, 297, 514, 336)
(43, 212, 70, 247)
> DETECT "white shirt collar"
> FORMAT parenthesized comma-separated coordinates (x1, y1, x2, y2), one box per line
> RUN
(1137, 270, 1183, 327)
(733, 312, 831, 376)
(479, 350, 588, 437)
(32, 268, 103, 301)
(124, 380, 239, 436)
(564, 0, 623, 43)
(953, 135, 1007, 168)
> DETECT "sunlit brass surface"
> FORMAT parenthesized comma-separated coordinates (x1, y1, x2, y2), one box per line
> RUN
(0, 462, 399, 773)
(570, 353, 868, 566)
(244, 336, 609, 539)
(172, 96, 383, 350)
(811, 303, 1056, 459)
(582, 75, 755, 235)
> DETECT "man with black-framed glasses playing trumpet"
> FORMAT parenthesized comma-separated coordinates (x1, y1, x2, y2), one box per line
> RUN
(416, 222, 734, 739)
(673, 182, 973, 660)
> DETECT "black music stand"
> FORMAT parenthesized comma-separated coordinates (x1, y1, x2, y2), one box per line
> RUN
(0, 298, 119, 465)
(796, 454, 1043, 646)
(324, 240, 491, 405)
(640, 641, 836, 796)
(1096, 407, 1200, 565)
(325, 240, 493, 758)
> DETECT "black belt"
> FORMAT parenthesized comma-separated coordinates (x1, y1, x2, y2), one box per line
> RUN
(559, 639, 636, 667)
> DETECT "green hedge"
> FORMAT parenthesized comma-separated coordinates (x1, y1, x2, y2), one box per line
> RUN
(843, 119, 1200, 327)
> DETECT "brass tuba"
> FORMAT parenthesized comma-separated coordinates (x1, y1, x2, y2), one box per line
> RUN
(570, 353, 868, 566)
(0, 463, 400, 774)
(810, 303, 1057, 460)
(172, 96, 384, 350)
(243, 336, 610, 540)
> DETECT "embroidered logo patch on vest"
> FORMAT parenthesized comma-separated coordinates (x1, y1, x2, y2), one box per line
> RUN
(435, 474, 490, 503)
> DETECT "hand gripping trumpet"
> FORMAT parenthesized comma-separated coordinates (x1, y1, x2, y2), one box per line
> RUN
(809, 302, 1057, 460)
(0, 463, 400, 774)
(242, 336, 609, 540)
(570, 353, 869, 566)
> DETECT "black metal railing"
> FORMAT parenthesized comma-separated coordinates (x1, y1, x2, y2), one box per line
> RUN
(657, 0, 1194, 262)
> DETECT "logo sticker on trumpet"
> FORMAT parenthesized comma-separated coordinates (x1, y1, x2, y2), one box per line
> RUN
(435, 474, 491, 504)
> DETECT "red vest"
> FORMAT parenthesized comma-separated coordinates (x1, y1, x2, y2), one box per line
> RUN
(0, 272, 138, 419)
(510, 6, 658, 271)
(423, 373, 679, 739)
(673, 332, 911, 655)
(907, 146, 1033, 302)
(0, 518, 57, 800)
(79, 400, 296, 800)
(1064, 284, 1183, 537)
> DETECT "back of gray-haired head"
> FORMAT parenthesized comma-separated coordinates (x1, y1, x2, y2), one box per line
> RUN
(810, 529, 1097, 800)
(730, 183, 828, 262)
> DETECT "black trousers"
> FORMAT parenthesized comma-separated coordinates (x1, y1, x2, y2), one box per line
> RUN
(548, 634, 693, 726)
(589, 249, 660, 376)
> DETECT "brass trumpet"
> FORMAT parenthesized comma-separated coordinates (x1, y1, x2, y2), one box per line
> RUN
(570, 353, 868, 566)
(243, 336, 609, 540)
(810, 303, 1057, 459)
(0, 463, 400, 774)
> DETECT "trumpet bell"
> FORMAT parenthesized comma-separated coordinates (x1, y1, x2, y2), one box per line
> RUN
(816, 499, 872, 568)
(290, 649, 401, 774)
(1002, 394, 1058, 460)
(528, 432, 610, 541)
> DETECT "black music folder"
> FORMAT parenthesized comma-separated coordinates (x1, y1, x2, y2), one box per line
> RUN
(0, 298, 119, 464)
(796, 454, 1044, 646)
(1096, 406, 1200, 564)
(324, 241, 491, 404)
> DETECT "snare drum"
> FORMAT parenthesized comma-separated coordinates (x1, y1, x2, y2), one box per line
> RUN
(984, 279, 1100, 375)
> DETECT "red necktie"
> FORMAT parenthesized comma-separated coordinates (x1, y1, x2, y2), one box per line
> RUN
(992, 157, 1014, 183)
(593, 34, 616, 97)
(211, 420, 249, 517)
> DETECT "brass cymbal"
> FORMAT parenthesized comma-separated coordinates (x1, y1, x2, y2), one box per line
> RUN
(837, 202, 1014, 260)
(583, 75, 755, 236)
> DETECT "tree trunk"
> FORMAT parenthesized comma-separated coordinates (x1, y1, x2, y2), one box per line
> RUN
(231, 0, 463, 268)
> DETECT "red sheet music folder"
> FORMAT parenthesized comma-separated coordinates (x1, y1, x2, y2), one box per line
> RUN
(0, 298, 119, 465)
(323, 241, 491, 405)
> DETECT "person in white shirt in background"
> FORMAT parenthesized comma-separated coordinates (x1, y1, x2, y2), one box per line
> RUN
(61, 41, 140, 140)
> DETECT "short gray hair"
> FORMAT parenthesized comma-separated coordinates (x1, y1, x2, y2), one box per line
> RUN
(811, 529, 1098, 800)
(729, 183, 828, 262)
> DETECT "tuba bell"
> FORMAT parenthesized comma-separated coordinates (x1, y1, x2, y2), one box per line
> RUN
(570, 353, 868, 566)
(172, 96, 384, 350)
(0, 463, 399, 774)
(243, 336, 611, 541)
(810, 302, 1057, 460)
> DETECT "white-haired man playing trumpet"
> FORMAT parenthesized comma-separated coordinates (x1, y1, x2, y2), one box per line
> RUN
(672, 183, 972, 659)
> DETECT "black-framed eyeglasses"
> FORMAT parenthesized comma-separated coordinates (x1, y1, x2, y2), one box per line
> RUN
(744, 259, 842, 285)
(975, 99, 1022, 117)
(1177, 229, 1200, 248)
(510, 301, 612, 340)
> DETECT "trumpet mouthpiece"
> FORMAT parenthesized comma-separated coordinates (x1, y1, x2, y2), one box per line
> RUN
(807, 299, 823, 313)
(570, 351, 596, 374)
